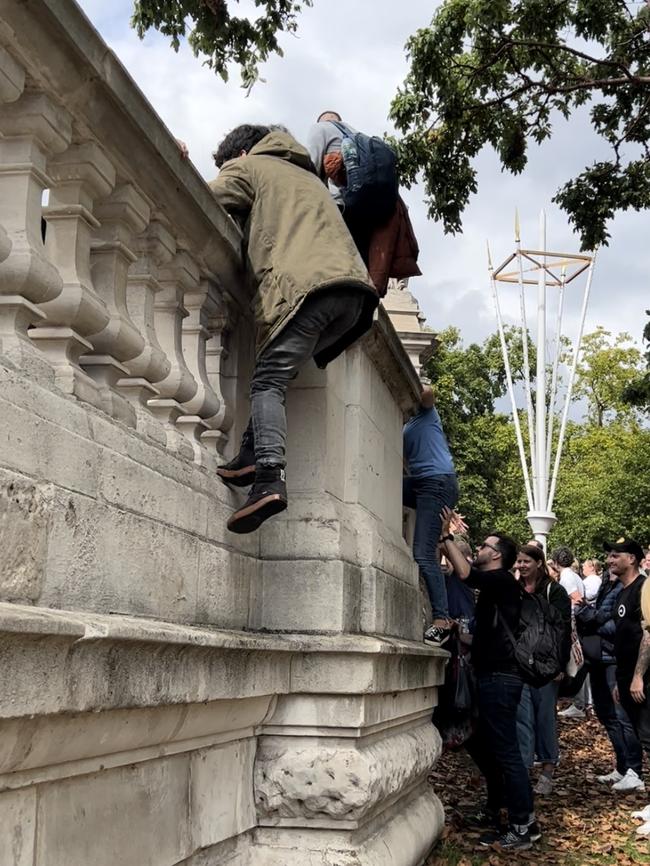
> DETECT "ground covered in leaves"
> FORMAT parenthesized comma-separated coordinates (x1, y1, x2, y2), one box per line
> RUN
(426, 713, 649, 865)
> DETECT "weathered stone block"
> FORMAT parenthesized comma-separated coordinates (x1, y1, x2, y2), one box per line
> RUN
(359, 565, 421, 640)
(41, 493, 200, 622)
(252, 559, 362, 633)
(196, 544, 258, 629)
(0, 388, 100, 497)
(0, 788, 35, 866)
(35, 756, 192, 866)
(0, 470, 52, 602)
(191, 738, 257, 848)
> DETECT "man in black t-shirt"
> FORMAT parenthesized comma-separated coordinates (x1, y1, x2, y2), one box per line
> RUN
(608, 538, 650, 824)
(441, 511, 535, 851)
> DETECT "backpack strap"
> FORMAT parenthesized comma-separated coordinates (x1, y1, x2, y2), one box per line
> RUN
(330, 120, 355, 139)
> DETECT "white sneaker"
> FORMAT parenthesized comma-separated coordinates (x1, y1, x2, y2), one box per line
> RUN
(632, 804, 650, 821)
(596, 770, 624, 784)
(612, 769, 646, 792)
(636, 820, 650, 837)
(558, 704, 586, 719)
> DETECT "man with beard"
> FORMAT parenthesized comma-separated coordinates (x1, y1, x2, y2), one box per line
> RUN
(441, 509, 536, 851)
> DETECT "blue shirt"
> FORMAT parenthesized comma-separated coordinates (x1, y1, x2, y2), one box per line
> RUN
(403, 406, 455, 477)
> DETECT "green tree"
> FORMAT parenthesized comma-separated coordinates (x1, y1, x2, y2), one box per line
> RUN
(390, 1, 650, 249)
(624, 309, 650, 411)
(571, 327, 644, 426)
(549, 421, 650, 557)
(425, 326, 531, 543)
(131, 0, 312, 89)
(426, 326, 650, 552)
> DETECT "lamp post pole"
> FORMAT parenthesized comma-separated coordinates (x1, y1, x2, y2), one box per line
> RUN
(488, 213, 596, 552)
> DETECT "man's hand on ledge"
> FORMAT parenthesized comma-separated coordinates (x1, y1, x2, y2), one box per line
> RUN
(176, 139, 189, 160)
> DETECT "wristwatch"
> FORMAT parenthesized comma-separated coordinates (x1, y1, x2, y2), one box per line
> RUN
(440, 533, 454, 543)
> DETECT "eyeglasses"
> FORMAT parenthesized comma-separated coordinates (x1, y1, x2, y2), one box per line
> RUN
(478, 541, 500, 554)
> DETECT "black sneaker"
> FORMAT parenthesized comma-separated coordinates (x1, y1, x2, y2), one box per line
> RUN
(528, 820, 542, 843)
(227, 465, 287, 534)
(480, 825, 532, 851)
(424, 624, 452, 647)
(217, 429, 256, 487)
(464, 808, 504, 831)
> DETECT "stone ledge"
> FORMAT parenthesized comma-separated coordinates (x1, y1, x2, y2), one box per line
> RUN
(0, 602, 446, 659)
(0, 603, 447, 718)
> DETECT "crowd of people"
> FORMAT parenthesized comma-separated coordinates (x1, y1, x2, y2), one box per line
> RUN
(401, 386, 650, 850)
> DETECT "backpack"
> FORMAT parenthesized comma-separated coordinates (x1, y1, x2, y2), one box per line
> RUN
(331, 122, 399, 225)
(497, 586, 565, 688)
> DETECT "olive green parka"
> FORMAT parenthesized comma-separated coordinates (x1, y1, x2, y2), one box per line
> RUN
(210, 131, 377, 364)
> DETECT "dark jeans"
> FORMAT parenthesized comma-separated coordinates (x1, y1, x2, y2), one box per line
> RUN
(403, 473, 459, 619)
(250, 289, 365, 467)
(591, 663, 643, 776)
(469, 672, 534, 826)
(517, 680, 560, 768)
(617, 672, 650, 767)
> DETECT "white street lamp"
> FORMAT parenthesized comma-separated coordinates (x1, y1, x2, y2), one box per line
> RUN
(487, 211, 597, 551)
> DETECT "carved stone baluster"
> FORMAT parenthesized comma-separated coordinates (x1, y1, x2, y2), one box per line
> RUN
(147, 249, 198, 459)
(0, 86, 72, 378)
(119, 220, 173, 443)
(201, 290, 236, 458)
(29, 142, 114, 406)
(177, 274, 224, 466)
(80, 183, 150, 428)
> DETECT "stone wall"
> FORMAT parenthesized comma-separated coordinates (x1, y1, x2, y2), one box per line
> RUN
(0, 1, 446, 863)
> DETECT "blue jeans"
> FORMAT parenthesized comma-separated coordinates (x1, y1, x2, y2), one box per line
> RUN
(403, 473, 459, 620)
(517, 680, 560, 768)
(471, 673, 533, 825)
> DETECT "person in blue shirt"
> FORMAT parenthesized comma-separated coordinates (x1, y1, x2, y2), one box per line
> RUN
(403, 386, 459, 646)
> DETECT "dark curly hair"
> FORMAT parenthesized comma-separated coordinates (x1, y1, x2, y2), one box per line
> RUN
(551, 545, 575, 568)
(213, 124, 271, 168)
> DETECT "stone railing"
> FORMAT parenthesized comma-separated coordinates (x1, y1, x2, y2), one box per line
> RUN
(0, 2, 446, 865)
(0, 8, 247, 467)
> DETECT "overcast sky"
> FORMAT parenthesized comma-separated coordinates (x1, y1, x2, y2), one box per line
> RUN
(78, 0, 648, 358)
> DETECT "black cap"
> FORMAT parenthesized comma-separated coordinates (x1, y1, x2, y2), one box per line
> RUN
(603, 537, 644, 563)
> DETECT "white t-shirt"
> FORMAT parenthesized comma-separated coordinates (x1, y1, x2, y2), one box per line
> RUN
(560, 567, 585, 604)
(582, 574, 602, 602)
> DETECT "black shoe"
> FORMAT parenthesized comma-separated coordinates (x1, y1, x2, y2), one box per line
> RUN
(528, 820, 542, 843)
(227, 465, 287, 534)
(424, 623, 452, 647)
(464, 808, 504, 831)
(217, 442, 256, 488)
(480, 825, 532, 851)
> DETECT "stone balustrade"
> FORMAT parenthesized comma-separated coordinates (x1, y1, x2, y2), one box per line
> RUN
(0, 2, 445, 865)
(0, 1, 243, 462)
